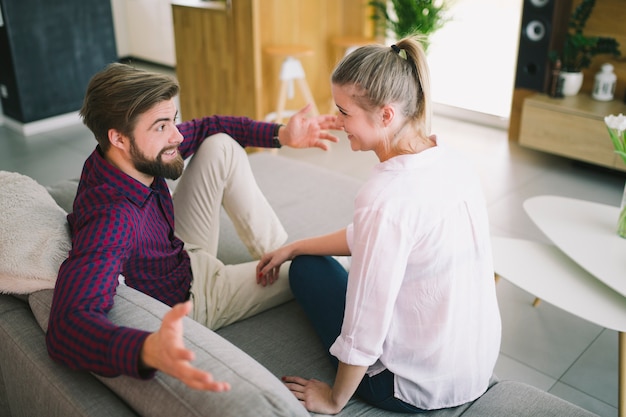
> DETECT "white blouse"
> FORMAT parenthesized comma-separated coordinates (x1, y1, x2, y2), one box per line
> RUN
(330, 144, 501, 410)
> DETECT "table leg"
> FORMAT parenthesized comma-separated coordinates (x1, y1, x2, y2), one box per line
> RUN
(617, 332, 626, 417)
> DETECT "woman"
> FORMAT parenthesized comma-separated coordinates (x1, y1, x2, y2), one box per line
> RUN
(256, 36, 501, 415)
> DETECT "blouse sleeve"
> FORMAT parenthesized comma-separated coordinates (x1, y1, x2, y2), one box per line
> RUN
(330, 205, 413, 366)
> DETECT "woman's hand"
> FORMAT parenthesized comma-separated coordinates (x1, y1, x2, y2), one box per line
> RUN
(283, 362, 367, 414)
(282, 376, 343, 415)
(256, 244, 294, 286)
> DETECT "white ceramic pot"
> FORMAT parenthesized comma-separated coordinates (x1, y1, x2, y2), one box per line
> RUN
(559, 71, 584, 96)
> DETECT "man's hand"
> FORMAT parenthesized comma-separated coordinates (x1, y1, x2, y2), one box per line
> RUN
(141, 301, 231, 392)
(279, 104, 341, 150)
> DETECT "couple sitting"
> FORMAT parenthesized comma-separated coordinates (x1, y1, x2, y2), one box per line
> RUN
(48, 36, 500, 415)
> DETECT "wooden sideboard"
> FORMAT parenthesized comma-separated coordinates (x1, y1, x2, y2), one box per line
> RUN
(519, 93, 626, 172)
(172, 0, 375, 122)
(508, 0, 625, 142)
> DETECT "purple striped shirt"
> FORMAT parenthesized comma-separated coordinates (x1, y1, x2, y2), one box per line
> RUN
(46, 115, 277, 378)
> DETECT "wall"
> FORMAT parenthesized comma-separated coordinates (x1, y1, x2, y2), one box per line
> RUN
(0, 0, 117, 124)
(255, 0, 375, 117)
(173, 0, 375, 122)
(428, 0, 522, 120)
(110, 0, 130, 58)
(110, 0, 176, 67)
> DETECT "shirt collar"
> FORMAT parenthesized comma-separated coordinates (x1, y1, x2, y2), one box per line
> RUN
(88, 146, 168, 207)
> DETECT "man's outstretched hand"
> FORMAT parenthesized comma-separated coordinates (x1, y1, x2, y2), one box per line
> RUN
(141, 301, 231, 392)
(279, 104, 341, 151)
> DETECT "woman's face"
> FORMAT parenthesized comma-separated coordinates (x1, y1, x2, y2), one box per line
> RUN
(331, 84, 385, 156)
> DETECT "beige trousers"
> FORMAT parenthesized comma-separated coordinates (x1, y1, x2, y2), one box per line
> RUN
(172, 134, 292, 330)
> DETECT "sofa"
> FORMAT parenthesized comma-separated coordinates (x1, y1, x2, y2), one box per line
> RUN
(0, 151, 598, 417)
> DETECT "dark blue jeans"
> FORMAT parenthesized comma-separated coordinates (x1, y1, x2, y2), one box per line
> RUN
(289, 255, 424, 413)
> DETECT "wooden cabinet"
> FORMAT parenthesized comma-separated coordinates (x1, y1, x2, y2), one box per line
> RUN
(171, 0, 374, 121)
(519, 94, 626, 172)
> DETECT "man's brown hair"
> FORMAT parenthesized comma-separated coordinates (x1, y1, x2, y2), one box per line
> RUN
(80, 63, 179, 151)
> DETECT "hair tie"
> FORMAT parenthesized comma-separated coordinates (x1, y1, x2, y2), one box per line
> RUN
(390, 44, 407, 60)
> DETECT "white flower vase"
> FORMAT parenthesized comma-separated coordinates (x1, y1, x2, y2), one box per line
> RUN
(605, 113, 626, 238)
(559, 71, 583, 96)
(619, 182, 626, 239)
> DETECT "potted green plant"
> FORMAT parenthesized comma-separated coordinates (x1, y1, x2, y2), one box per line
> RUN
(551, 0, 621, 96)
(369, 0, 449, 51)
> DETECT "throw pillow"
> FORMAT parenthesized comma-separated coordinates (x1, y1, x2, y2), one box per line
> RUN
(29, 285, 309, 417)
(0, 171, 70, 294)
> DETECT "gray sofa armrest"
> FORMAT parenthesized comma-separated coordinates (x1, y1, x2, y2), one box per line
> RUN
(462, 379, 598, 416)
(28, 286, 308, 417)
(0, 294, 137, 417)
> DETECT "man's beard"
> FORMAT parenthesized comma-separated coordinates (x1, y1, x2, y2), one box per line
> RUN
(129, 137, 184, 180)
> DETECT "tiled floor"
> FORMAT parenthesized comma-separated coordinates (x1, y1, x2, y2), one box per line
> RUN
(1, 71, 624, 416)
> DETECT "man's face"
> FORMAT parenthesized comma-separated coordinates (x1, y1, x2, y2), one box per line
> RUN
(129, 98, 184, 180)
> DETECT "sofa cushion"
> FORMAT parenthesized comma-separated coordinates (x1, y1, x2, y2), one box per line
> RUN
(217, 300, 479, 417)
(0, 171, 71, 294)
(29, 285, 308, 417)
(217, 152, 362, 264)
(45, 178, 79, 213)
(0, 294, 138, 417)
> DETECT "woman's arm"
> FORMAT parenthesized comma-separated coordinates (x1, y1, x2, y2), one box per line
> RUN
(256, 228, 349, 285)
(282, 361, 367, 414)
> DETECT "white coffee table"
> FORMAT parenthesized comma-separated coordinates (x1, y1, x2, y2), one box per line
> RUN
(492, 195, 626, 417)
(524, 195, 626, 297)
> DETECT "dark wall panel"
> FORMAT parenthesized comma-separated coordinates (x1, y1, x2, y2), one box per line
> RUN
(0, 0, 117, 123)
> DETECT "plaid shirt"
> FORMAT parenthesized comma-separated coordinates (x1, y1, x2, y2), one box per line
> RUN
(46, 115, 277, 378)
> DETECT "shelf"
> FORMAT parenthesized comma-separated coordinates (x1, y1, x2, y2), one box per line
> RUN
(519, 93, 626, 172)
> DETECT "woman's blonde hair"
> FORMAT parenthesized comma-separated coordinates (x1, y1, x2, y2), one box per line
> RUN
(331, 35, 432, 150)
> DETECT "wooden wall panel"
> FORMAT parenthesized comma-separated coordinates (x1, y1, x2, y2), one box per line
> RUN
(173, 0, 374, 122)
(173, 0, 262, 120)
(256, 0, 365, 116)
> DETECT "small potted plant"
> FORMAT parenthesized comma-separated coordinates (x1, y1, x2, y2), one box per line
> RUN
(551, 0, 621, 96)
(368, 0, 449, 51)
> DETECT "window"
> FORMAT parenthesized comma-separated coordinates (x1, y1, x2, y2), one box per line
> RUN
(427, 0, 523, 123)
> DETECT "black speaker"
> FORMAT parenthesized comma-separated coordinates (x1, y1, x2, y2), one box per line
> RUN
(514, 0, 572, 92)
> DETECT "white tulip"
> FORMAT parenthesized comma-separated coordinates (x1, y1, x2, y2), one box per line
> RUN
(604, 113, 626, 166)
(605, 113, 626, 132)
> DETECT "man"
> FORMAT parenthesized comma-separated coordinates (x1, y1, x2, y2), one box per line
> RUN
(46, 63, 339, 391)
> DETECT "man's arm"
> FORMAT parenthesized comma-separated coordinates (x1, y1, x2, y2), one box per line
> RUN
(47, 212, 229, 390)
(176, 104, 339, 157)
(46, 204, 151, 378)
(140, 301, 230, 391)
